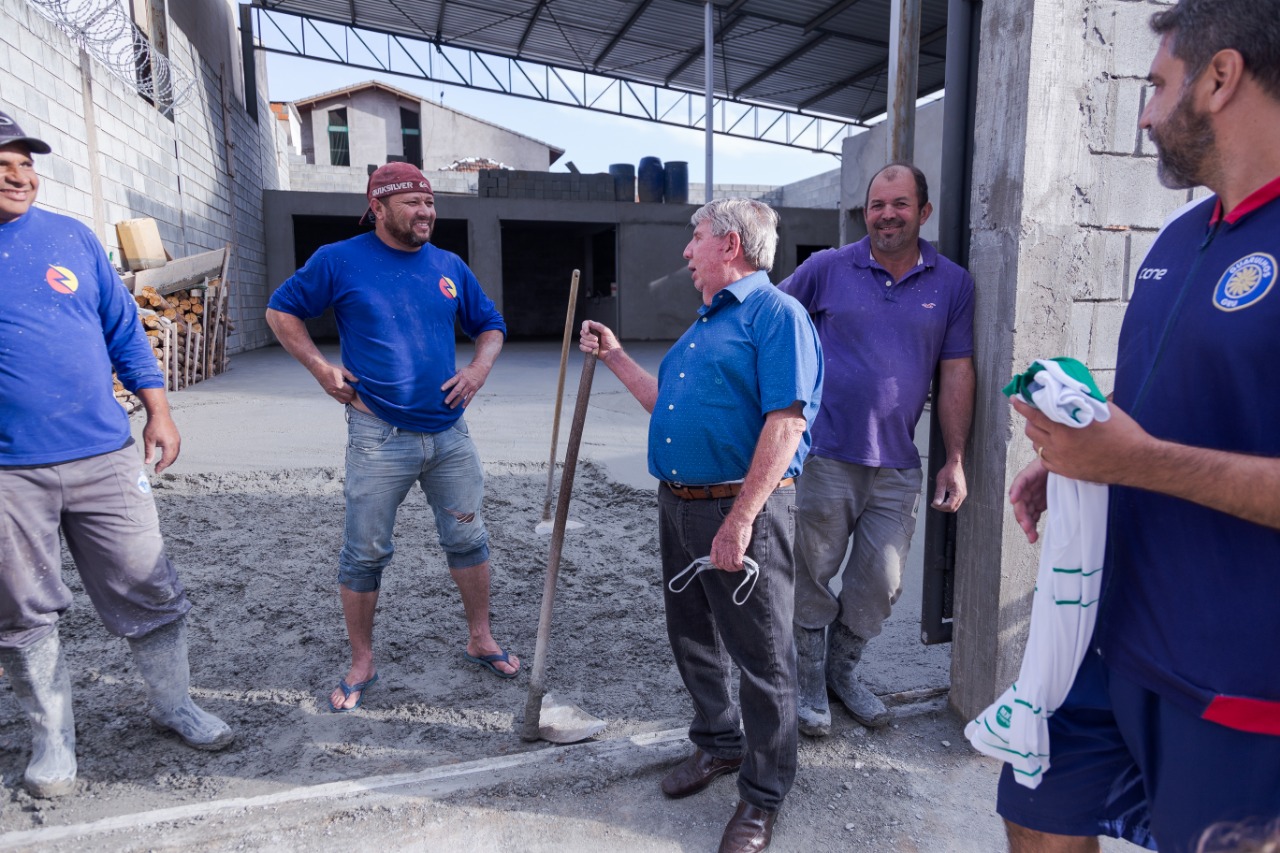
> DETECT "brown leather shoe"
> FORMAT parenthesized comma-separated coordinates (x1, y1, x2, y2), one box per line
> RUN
(659, 748, 744, 799)
(718, 800, 777, 853)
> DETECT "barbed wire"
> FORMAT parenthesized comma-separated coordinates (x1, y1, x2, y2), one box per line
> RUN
(26, 0, 196, 109)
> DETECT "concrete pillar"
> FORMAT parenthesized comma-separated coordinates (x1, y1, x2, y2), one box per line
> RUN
(949, 0, 1192, 719)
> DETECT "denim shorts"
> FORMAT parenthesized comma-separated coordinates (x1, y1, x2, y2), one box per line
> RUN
(338, 407, 489, 592)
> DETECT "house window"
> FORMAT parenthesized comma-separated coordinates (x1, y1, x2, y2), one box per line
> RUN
(328, 108, 350, 167)
(401, 108, 422, 169)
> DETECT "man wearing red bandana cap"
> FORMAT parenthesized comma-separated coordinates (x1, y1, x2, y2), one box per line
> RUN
(268, 162, 517, 713)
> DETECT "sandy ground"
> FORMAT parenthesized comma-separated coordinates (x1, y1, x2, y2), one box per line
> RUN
(0, 342, 1129, 852)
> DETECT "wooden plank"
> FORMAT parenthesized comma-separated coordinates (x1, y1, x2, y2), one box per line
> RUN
(130, 248, 227, 297)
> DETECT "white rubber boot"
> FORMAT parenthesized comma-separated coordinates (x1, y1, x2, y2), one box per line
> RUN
(127, 618, 234, 751)
(0, 630, 78, 797)
(794, 625, 831, 737)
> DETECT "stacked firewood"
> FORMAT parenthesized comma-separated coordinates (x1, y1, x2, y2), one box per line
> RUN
(113, 278, 232, 414)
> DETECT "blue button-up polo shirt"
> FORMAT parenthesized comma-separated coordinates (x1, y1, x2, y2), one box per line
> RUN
(648, 270, 823, 485)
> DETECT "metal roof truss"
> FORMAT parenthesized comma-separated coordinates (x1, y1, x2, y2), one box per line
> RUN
(251, 5, 867, 154)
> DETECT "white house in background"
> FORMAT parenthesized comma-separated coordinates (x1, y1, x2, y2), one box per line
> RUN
(277, 80, 563, 194)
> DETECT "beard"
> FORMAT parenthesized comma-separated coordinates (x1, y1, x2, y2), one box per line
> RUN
(869, 219, 915, 255)
(383, 215, 431, 247)
(1149, 89, 1216, 190)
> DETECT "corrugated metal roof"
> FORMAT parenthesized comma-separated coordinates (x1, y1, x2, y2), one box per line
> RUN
(251, 0, 949, 123)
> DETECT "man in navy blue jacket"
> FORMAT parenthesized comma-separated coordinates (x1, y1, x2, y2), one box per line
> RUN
(0, 108, 233, 799)
(1000, 3, 1280, 852)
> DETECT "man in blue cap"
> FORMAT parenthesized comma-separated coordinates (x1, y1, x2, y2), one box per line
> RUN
(0, 107, 234, 799)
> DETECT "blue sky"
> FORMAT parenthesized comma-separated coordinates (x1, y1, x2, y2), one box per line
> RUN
(264, 53, 848, 187)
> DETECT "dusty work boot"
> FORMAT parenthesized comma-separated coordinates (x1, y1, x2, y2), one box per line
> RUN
(0, 630, 78, 798)
(826, 623, 890, 728)
(127, 618, 234, 751)
(794, 625, 831, 737)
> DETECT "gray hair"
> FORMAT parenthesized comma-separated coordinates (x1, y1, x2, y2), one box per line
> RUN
(689, 198, 780, 272)
(1152, 0, 1280, 100)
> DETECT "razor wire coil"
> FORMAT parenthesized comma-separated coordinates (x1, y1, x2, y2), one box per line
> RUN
(26, 0, 195, 109)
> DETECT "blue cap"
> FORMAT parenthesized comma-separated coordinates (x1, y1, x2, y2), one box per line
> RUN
(0, 109, 52, 154)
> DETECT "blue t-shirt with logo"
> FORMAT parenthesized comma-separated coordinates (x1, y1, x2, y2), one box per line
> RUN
(269, 232, 506, 434)
(648, 270, 823, 485)
(1098, 177, 1280, 734)
(0, 207, 163, 467)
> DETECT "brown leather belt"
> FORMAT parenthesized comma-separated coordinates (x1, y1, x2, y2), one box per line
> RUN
(664, 478, 795, 500)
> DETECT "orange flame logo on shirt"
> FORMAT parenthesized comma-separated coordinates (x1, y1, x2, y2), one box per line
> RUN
(439, 276, 457, 299)
(46, 266, 79, 294)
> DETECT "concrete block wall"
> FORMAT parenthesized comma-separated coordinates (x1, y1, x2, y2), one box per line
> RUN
(477, 169, 614, 202)
(1, 0, 281, 354)
(688, 183, 784, 206)
(778, 167, 842, 210)
(285, 157, 477, 196)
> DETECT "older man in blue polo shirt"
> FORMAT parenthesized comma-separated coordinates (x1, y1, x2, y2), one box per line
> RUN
(580, 198, 822, 853)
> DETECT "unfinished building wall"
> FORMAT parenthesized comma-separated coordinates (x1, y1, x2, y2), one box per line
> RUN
(0, 0, 281, 354)
(950, 0, 1207, 718)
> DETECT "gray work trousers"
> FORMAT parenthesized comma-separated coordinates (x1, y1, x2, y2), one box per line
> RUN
(792, 455, 922, 639)
(0, 445, 189, 649)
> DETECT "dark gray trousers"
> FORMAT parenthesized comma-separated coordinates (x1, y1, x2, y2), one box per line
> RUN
(658, 485, 798, 812)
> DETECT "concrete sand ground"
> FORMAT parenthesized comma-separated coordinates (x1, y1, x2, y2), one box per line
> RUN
(0, 343, 1128, 852)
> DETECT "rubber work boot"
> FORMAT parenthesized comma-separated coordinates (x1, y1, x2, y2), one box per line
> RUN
(794, 625, 831, 737)
(826, 623, 890, 728)
(0, 630, 78, 798)
(127, 618, 234, 751)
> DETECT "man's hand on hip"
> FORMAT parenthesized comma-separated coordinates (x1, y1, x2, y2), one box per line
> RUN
(312, 362, 360, 405)
(442, 362, 490, 409)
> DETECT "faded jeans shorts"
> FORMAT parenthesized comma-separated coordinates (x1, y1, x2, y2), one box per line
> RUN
(338, 406, 489, 592)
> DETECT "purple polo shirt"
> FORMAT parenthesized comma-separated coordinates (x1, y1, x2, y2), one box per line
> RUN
(778, 237, 974, 469)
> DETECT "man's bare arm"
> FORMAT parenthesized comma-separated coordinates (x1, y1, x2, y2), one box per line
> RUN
(265, 307, 360, 405)
(932, 356, 975, 512)
(579, 320, 659, 413)
(136, 386, 180, 473)
(710, 403, 807, 571)
(1016, 398, 1280, 531)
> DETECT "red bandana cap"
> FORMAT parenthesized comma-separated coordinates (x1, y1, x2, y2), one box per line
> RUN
(359, 162, 433, 225)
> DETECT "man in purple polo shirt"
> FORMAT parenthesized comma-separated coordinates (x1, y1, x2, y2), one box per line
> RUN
(779, 163, 975, 735)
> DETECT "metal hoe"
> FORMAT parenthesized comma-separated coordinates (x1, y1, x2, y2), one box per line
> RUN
(536, 269, 585, 535)
(521, 350, 605, 744)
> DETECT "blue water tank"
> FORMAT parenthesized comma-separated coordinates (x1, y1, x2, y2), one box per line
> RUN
(637, 156, 664, 203)
(663, 161, 689, 204)
(608, 163, 635, 201)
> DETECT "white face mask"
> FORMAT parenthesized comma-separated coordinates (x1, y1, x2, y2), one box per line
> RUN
(667, 556, 760, 606)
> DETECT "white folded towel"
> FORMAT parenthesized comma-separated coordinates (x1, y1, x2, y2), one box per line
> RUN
(964, 358, 1110, 788)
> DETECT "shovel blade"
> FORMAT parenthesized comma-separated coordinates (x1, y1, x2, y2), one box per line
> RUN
(535, 518, 584, 536)
(538, 692, 606, 744)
